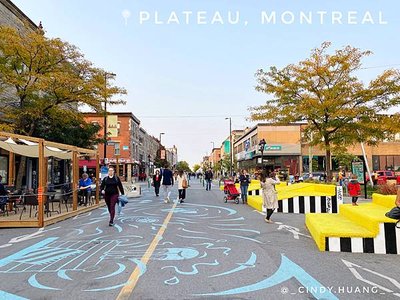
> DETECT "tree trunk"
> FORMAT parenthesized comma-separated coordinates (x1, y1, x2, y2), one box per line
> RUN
(325, 139, 332, 181)
(15, 156, 26, 190)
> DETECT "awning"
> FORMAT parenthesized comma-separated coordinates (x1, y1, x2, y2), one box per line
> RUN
(79, 160, 98, 168)
(0, 141, 73, 160)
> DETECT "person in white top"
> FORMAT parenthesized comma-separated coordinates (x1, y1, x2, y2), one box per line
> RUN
(261, 171, 280, 223)
(176, 170, 188, 203)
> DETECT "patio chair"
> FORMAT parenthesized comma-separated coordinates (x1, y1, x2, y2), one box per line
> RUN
(7, 191, 21, 214)
(47, 191, 62, 215)
(19, 193, 38, 220)
(61, 184, 73, 212)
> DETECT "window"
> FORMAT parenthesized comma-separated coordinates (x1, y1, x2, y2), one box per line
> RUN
(114, 143, 120, 156)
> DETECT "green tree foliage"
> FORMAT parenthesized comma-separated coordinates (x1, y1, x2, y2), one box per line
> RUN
(192, 164, 201, 173)
(251, 42, 400, 177)
(0, 25, 126, 136)
(34, 110, 102, 148)
(0, 25, 126, 188)
(175, 161, 192, 172)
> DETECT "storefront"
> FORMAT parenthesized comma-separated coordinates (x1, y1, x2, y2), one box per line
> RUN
(236, 144, 301, 175)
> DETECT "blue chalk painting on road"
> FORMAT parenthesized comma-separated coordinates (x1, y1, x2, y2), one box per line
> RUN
(0, 196, 336, 299)
(194, 254, 338, 300)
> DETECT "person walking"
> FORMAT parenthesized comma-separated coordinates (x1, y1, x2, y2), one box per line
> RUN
(261, 172, 280, 223)
(239, 169, 251, 204)
(152, 170, 162, 197)
(177, 170, 188, 203)
(347, 175, 361, 206)
(161, 166, 174, 203)
(100, 167, 125, 226)
(205, 169, 213, 191)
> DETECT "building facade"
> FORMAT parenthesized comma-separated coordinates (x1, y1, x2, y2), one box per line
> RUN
(166, 146, 178, 168)
(234, 123, 400, 176)
(0, 0, 38, 186)
(234, 124, 302, 175)
(0, 0, 37, 30)
(83, 112, 141, 181)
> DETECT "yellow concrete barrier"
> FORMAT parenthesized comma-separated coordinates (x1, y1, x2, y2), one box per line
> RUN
(306, 193, 399, 254)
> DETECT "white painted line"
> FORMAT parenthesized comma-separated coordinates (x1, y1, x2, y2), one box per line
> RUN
(329, 237, 341, 252)
(374, 223, 386, 254)
(351, 238, 363, 253)
(304, 196, 310, 213)
(293, 196, 299, 214)
(315, 196, 321, 213)
(282, 199, 288, 213)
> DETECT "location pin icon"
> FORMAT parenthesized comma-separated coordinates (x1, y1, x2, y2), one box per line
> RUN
(122, 9, 131, 26)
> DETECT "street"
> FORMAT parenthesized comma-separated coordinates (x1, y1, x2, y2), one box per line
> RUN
(1, 180, 399, 300)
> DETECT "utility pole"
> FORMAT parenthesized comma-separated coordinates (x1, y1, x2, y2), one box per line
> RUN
(103, 72, 116, 166)
(225, 117, 233, 176)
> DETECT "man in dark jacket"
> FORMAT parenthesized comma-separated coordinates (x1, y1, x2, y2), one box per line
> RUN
(205, 169, 213, 191)
(161, 167, 174, 203)
(0, 175, 8, 213)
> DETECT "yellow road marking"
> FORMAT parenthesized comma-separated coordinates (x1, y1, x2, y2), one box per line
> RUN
(116, 201, 178, 300)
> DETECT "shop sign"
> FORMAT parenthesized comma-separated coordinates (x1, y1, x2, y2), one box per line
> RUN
(351, 161, 364, 183)
(123, 146, 129, 151)
(107, 115, 118, 137)
(264, 145, 282, 151)
(245, 151, 254, 160)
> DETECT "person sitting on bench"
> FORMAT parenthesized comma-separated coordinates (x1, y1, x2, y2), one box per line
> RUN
(78, 173, 92, 206)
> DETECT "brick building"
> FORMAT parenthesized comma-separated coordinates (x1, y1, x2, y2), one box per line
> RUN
(83, 112, 141, 181)
(83, 112, 162, 181)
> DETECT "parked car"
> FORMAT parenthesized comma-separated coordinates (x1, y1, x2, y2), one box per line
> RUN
(373, 170, 400, 185)
(301, 172, 326, 182)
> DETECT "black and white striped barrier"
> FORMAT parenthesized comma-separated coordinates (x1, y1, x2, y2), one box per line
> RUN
(325, 223, 400, 254)
(248, 186, 343, 214)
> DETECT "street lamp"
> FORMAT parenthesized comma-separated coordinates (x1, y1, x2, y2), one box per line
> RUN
(159, 132, 165, 144)
(148, 154, 151, 175)
(103, 72, 116, 166)
(258, 139, 266, 176)
(225, 117, 232, 176)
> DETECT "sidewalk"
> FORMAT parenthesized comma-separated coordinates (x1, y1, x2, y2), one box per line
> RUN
(343, 196, 370, 204)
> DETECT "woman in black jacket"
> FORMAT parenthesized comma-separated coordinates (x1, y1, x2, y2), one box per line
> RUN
(100, 167, 124, 226)
(152, 170, 162, 196)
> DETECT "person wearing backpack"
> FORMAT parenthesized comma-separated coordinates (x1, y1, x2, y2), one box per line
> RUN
(347, 175, 361, 206)
(101, 167, 125, 226)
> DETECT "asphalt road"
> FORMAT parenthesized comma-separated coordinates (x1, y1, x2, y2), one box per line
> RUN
(0, 180, 399, 300)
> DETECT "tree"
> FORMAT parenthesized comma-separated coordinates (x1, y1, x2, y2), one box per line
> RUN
(0, 25, 126, 187)
(0, 25, 126, 135)
(250, 42, 400, 178)
(192, 164, 201, 173)
(213, 160, 222, 175)
(34, 110, 102, 148)
(175, 161, 192, 173)
(220, 154, 237, 175)
(154, 157, 169, 169)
